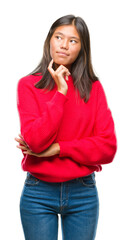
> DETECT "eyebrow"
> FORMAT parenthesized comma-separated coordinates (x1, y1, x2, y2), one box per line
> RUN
(54, 32, 80, 41)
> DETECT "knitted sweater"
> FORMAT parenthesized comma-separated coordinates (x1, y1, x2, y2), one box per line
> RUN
(17, 74, 117, 182)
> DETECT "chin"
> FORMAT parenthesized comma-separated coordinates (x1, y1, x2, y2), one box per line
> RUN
(53, 56, 68, 65)
(56, 58, 72, 65)
(54, 61, 67, 67)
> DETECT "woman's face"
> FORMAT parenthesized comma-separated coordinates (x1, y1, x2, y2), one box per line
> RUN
(50, 25, 81, 69)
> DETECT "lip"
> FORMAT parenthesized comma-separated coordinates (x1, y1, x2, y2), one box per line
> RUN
(56, 52, 69, 56)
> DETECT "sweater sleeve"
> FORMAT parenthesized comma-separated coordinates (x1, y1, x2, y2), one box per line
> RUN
(17, 77, 68, 153)
(58, 82, 117, 166)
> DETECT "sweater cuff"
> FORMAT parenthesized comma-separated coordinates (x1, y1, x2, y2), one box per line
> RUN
(51, 91, 69, 111)
(58, 141, 70, 157)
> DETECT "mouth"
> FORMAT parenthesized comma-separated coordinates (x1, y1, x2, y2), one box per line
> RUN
(56, 52, 69, 57)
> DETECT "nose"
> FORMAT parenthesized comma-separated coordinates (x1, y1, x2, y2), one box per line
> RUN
(60, 39, 69, 50)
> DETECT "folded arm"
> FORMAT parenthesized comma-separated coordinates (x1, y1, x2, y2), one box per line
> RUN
(17, 77, 68, 153)
(58, 82, 117, 166)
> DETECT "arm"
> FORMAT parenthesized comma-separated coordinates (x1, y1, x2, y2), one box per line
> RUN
(58, 82, 117, 166)
(17, 77, 68, 153)
(15, 135, 60, 157)
(17, 61, 70, 153)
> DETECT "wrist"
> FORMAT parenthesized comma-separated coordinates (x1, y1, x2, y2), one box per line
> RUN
(55, 143, 60, 154)
(57, 87, 68, 96)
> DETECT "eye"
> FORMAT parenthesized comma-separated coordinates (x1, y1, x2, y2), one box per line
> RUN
(70, 39, 77, 44)
(55, 36, 62, 40)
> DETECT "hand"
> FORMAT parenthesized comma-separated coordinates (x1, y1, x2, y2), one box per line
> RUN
(15, 134, 29, 148)
(48, 59, 70, 95)
(15, 134, 60, 157)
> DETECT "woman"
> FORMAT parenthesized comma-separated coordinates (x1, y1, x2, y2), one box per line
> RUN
(15, 15, 117, 240)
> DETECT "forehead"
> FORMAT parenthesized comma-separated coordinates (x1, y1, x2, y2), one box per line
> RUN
(53, 25, 80, 38)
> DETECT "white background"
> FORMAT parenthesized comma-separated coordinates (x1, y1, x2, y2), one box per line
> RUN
(0, 0, 132, 239)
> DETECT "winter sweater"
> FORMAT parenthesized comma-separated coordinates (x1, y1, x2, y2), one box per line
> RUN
(17, 74, 117, 182)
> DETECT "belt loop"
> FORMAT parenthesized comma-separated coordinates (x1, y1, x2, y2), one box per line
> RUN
(76, 177, 82, 183)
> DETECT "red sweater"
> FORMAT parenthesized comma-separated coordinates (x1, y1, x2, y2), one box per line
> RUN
(17, 74, 117, 182)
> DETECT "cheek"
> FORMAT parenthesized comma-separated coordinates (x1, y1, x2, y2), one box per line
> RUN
(50, 46, 53, 58)
(50, 43, 53, 58)
(71, 47, 81, 60)
(50, 39, 56, 58)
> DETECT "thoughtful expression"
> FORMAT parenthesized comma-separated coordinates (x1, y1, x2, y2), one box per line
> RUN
(50, 25, 81, 69)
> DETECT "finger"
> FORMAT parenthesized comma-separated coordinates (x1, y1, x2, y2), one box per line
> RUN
(23, 150, 35, 156)
(15, 137, 27, 147)
(58, 64, 70, 74)
(65, 71, 71, 79)
(47, 59, 55, 76)
(56, 68, 71, 80)
(56, 65, 70, 76)
(17, 145, 29, 151)
(15, 137, 24, 144)
(55, 64, 68, 72)
(18, 134, 28, 142)
(23, 151, 29, 155)
(48, 59, 54, 68)
(18, 134, 27, 142)
(65, 75, 68, 81)
(18, 133, 23, 139)
(15, 137, 23, 144)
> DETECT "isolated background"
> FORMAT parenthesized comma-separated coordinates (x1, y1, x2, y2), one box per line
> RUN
(0, 0, 132, 239)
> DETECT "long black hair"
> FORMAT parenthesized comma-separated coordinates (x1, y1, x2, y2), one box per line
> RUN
(30, 15, 98, 103)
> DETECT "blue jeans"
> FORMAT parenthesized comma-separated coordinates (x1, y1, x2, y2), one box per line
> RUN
(20, 172, 99, 240)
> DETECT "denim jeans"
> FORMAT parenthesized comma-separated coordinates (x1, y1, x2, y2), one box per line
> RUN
(20, 172, 99, 240)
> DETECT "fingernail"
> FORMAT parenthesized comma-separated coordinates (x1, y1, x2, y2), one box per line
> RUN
(17, 145, 20, 148)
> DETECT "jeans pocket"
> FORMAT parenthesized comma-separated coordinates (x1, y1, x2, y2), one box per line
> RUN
(24, 172, 40, 186)
(81, 173, 96, 187)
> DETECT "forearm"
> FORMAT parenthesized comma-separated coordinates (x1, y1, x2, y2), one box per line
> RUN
(18, 91, 68, 153)
(58, 133, 117, 166)
(31, 143, 60, 157)
(16, 139, 61, 158)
